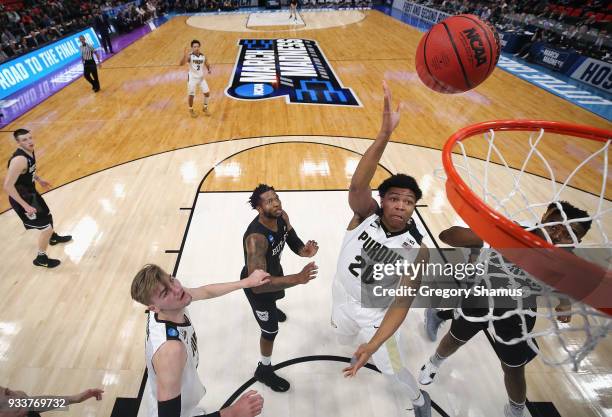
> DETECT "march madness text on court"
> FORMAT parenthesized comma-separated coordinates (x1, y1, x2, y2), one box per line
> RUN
(239, 39, 319, 83)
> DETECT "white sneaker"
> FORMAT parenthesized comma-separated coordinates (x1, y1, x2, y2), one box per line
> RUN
(504, 404, 525, 417)
(418, 360, 439, 385)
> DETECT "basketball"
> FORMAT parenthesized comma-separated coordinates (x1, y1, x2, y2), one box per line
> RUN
(415, 14, 500, 94)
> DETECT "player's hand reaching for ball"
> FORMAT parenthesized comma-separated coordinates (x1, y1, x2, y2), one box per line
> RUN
(299, 240, 319, 257)
(380, 80, 401, 136)
(295, 261, 318, 285)
(343, 342, 377, 377)
(243, 270, 271, 289)
(222, 390, 264, 417)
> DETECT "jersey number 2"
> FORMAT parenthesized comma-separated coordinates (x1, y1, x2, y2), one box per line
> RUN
(348, 255, 374, 284)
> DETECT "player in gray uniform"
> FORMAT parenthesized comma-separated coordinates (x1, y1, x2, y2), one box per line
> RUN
(131, 264, 269, 417)
(338, 82, 431, 417)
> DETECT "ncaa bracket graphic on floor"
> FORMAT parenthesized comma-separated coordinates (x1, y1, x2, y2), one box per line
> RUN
(225, 39, 361, 106)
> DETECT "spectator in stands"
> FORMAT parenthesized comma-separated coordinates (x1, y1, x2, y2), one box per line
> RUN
(146, 1, 158, 18)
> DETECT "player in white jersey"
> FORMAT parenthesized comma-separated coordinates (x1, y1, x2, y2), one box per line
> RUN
(131, 264, 268, 417)
(335, 81, 431, 417)
(180, 40, 211, 118)
(289, 0, 298, 23)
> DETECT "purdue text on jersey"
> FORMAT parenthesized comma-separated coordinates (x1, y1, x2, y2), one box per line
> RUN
(226, 39, 361, 107)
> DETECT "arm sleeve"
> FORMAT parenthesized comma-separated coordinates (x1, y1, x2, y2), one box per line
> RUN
(158, 395, 181, 417)
(286, 228, 305, 254)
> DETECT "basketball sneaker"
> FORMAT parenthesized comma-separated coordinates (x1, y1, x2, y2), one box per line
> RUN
(189, 108, 197, 118)
(33, 253, 61, 268)
(277, 308, 287, 322)
(418, 360, 439, 385)
(413, 390, 432, 417)
(254, 362, 290, 392)
(424, 308, 444, 341)
(203, 105, 210, 116)
(49, 233, 72, 245)
(504, 403, 525, 417)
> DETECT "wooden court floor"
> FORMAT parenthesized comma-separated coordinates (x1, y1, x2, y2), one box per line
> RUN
(0, 10, 610, 417)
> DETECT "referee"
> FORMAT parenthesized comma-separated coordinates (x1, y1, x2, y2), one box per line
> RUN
(79, 35, 101, 92)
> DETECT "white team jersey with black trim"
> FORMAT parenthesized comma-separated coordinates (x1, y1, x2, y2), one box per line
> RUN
(334, 213, 424, 302)
(145, 310, 205, 417)
(189, 53, 206, 79)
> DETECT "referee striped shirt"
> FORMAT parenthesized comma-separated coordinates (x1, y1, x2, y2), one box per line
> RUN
(80, 43, 96, 63)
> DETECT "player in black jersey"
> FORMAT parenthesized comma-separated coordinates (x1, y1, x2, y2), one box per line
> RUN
(3, 129, 72, 268)
(419, 202, 591, 417)
(241, 184, 319, 392)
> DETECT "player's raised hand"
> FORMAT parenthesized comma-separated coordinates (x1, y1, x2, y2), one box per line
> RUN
(227, 390, 264, 417)
(243, 269, 271, 288)
(343, 343, 376, 377)
(299, 240, 319, 257)
(295, 261, 318, 284)
(380, 80, 401, 135)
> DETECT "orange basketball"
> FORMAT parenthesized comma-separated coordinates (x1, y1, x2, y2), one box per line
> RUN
(415, 15, 500, 94)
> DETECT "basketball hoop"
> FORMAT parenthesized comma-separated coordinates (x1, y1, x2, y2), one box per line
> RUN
(442, 120, 611, 370)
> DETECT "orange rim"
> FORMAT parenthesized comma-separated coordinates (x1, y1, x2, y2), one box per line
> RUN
(442, 120, 612, 316)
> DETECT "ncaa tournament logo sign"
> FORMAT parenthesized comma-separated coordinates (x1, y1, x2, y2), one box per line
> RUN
(226, 39, 360, 106)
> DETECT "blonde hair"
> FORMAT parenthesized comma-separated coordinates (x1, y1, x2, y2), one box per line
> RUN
(131, 264, 168, 305)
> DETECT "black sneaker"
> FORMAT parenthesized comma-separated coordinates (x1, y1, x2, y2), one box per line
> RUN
(49, 233, 72, 245)
(33, 254, 61, 268)
(277, 308, 287, 322)
(254, 362, 290, 392)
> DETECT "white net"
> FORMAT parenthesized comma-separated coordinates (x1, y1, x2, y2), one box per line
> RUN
(448, 126, 612, 371)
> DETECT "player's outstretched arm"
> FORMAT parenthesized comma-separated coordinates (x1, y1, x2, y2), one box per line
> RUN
(348, 81, 401, 220)
(438, 226, 484, 248)
(343, 245, 428, 377)
(246, 234, 318, 293)
(67, 388, 104, 405)
(153, 341, 186, 417)
(186, 270, 270, 301)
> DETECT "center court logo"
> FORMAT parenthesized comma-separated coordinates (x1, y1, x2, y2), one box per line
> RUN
(226, 39, 361, 106)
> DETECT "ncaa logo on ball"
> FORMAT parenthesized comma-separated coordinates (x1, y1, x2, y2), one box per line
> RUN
(462, 28, 487, 67)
